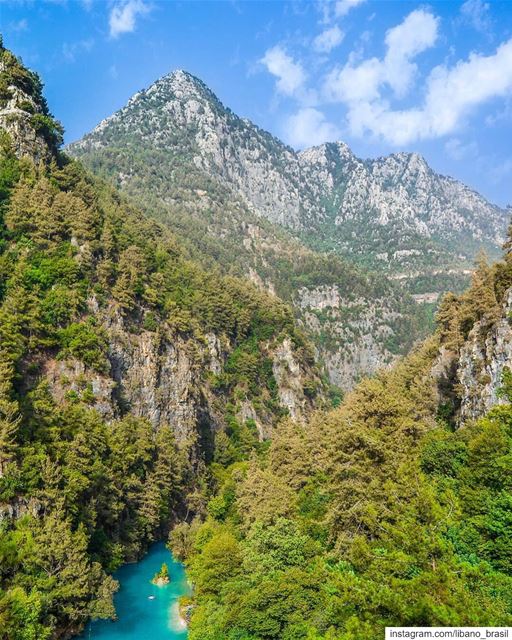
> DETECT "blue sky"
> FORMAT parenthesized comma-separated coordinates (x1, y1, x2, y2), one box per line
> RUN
(1, 0, 512, 207)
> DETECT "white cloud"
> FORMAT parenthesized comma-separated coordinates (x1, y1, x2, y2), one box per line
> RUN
(284, 107, 340, 148)
(335, 0, 366, 18)
(109, 0, 150, 39)
(320, 8, 512, 145)
(324, 56, 381, 103)
(260, 46, 306, 96)
(318, 0, 365, 24)
(313, 25, 344, 53)
(460, 0, 491, 32)
(383, 8, 439, 96)
(341, 37, 512, 145)
(324, 9, 439, 104)
(258, 5, 512, 155)
(420, 43, 512, 136)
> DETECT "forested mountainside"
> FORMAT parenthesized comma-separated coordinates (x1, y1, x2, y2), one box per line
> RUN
(68, 69, 509, 301)
(170, 244, 512, 639)
(3, 42, 512, 640)
(0, 42, 322, 638)
(67, 70, 438, 389)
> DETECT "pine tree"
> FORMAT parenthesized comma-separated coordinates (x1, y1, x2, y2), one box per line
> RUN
(30, 508, 116, 626)
(436, 292, 462, 350)
(0, 360, 20, 478)
(111, 246, 147, 311)
(447, 250, 502, 345)
(5, 174, 58, 244)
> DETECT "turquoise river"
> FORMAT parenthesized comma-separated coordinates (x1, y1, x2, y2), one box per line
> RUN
(80, 542, 190, 640)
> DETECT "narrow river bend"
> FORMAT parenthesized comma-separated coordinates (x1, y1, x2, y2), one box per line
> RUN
(80, 542, 190, 640)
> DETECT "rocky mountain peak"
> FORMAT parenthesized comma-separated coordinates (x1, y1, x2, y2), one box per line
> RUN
(69, 67, 510, 298)
(159, 69, 210, 93)
(137, 69, 219, 108)
(299, 141, 354, 166)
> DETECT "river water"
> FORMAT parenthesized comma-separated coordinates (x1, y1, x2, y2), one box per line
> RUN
(80, 542, 190, 640)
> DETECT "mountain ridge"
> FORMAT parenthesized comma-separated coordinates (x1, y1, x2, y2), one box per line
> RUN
(69, 69, 436, 389)
(69, 67, 509, 297)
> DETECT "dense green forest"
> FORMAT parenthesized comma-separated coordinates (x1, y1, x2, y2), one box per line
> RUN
(171, 335, 512, 638)
(0, 41, 319, 639)
(168, 249, 512, 638)
(1, 39, 512, 640)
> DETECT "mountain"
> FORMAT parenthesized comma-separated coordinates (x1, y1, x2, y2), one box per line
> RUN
(67, 70, 440, 389)
(299, 144, 508, 293)
(0, 43, 322, 637)
(69, 69, 509, 300)
(3, 44, 512, 639)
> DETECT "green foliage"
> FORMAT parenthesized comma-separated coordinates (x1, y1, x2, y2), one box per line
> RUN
(0, 46, 320, 639)
(58, 320, 108, 372)
(437, 252, 501, 352)
(152, 562, 170, 584)
(0, 586, 51, 640)
(179, 342, 512, 638)
(30, 114, 64, 148)
(0, 133, 21, 226)
(0, 397, 186, 635)
(498, 366, 512, 402)
(189, 528, 242, 597)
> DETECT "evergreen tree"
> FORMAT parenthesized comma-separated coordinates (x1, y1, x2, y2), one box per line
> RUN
(0, 361, 19, 479)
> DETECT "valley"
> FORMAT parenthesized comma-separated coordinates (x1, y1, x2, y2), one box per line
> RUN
(1, 31, 512, 640)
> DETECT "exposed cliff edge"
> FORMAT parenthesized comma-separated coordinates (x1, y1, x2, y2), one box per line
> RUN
(42, 297, 317, 449)
(432, 248, 512, 426)
(457, 288, 512, 423)
(0, 40, 62, 161)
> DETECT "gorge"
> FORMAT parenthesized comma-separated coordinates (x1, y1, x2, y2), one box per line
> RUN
(1, 32, 512, 640)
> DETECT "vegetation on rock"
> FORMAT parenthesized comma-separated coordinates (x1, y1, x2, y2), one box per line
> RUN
(151, 562, 170, 585)
(0, 45, 320, 639)
(2, 41, 512, 640)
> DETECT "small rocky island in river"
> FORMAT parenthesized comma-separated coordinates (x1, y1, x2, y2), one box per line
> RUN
(151, 563, 170, 586)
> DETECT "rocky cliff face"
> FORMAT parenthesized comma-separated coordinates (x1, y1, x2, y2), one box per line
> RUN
(0, 84, 48, 162)
(300, 144, 505, 244)
(0, 50, 61, 162)
(41, 298, 316, 450)
(295, 285, 403, 388)
(455, 289, 512, 423)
